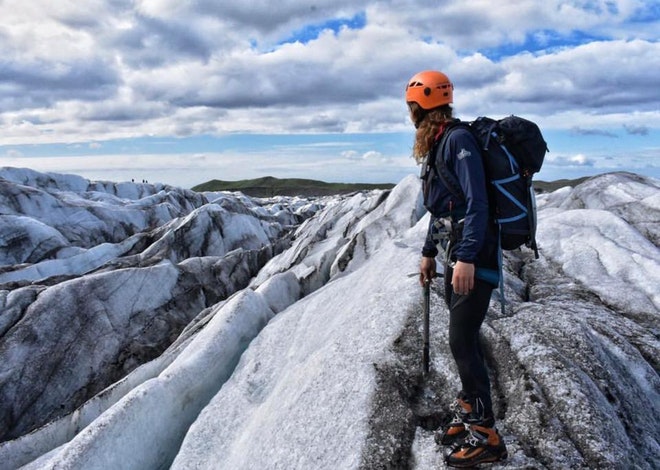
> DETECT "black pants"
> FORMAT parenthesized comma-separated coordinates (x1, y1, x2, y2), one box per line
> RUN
(446, 277, 495, 419)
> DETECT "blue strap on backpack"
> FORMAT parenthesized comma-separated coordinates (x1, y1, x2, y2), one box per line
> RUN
(428, 116, 548, 313)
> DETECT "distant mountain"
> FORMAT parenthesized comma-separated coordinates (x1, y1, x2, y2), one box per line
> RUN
(192, 176, 395, 197)
(193, 175, 587, 197)
(533, 176, 590, 192)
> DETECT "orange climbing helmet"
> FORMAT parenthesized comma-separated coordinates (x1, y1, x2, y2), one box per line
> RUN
(405, 70, 453, 109)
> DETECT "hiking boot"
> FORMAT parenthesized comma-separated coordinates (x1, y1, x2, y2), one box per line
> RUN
(435, 396, 473, 446)
(445, 423, 508, 468)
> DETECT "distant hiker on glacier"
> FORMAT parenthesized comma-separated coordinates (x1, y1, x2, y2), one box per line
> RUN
(406, 70, 508, 467)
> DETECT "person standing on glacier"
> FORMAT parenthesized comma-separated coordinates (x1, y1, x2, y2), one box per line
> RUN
(405, 70, 507, 467)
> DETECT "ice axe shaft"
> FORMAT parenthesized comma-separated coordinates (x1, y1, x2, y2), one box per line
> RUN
(422, 279, 430, 375)
(408, 272, 438, 375)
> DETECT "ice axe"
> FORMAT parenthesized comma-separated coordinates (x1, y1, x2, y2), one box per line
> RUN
(422, 278, 430, 376)
(408, 272, 442, 376)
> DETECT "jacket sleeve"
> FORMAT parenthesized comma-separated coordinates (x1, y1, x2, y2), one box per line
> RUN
(446, 128, 489, 263)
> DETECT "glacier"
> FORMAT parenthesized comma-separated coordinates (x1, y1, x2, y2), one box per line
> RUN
(0, 167, 658, 469)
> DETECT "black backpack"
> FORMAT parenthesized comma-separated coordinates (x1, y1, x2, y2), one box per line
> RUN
(429, 115, 548, 259)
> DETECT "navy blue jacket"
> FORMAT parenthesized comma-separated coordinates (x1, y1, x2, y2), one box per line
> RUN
(422, 124, 499, 285)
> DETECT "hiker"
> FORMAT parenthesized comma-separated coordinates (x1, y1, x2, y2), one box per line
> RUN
(406, 70, 508, 467)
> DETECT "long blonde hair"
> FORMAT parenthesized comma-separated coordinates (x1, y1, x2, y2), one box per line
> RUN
(409, 102, 454, 163)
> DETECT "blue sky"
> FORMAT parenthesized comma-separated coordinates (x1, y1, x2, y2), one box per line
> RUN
(281, 12, 367, 45)
(0, 1, 658, 188)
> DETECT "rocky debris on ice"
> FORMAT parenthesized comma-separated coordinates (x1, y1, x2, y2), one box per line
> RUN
(0, 168, 658, 469)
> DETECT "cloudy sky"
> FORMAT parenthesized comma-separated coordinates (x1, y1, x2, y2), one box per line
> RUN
(1, 0, 658, 188)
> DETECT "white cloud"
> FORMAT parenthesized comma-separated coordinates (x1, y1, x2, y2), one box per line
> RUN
(342, 150, 361, 160)
(570, 154, 593, 166)
(6, 149, 24, 158)
(342, 149, 389, 162)
(0, 0, 658, 147)
(362, 150, 382, 159)
(547, 153, 595, 167)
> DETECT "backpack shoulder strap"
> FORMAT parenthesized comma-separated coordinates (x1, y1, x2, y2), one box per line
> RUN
(430, 121, 468, 201)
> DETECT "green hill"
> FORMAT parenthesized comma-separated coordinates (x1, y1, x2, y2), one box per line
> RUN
(533, 176, 590, 193)
(192, 175, 589, 197)
(192, 176, 395, 197)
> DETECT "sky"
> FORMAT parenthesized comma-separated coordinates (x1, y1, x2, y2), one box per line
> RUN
(0, 0, 658, 188)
